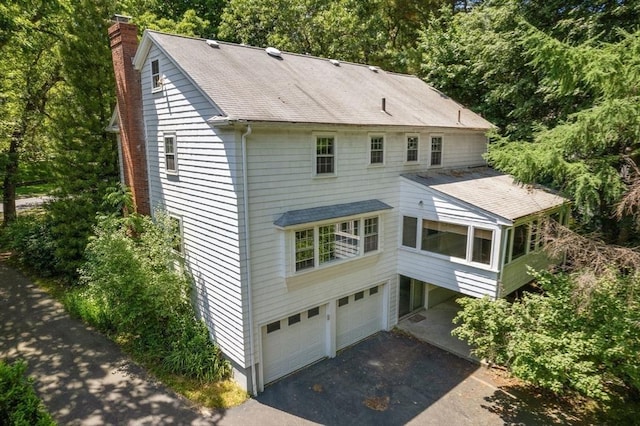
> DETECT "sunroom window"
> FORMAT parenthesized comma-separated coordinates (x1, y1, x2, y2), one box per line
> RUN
(472, 228, 493, 265)
(421, 220, 467, 259)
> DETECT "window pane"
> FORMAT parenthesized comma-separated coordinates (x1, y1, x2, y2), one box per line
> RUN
(165, 155, 176, 172)
(402, 216, 417, 248)
(511, 224, 528, 260)
(355, 291, 364, 301)
(288, 313, 301, 326)
(319, 225, 337, 264)
(472, 228, 492, 264)
(338, 296, 349, 307)
(335, 220, 360, 258)
(266, 321, 280, 333)
(316, 137, 334, 174)
(407, 136, 418, 161)
(308, 306, 320, 318)
(151, 60, 160, 89)
(421, 219, 467, 259)
(295, 228, 314, 271)
(370, 136, 384, 164)
(430, 136, 442, 166)
(364, 217, 378, 253)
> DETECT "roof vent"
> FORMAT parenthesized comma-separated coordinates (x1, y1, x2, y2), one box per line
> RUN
(265, 47, 282, 58)
(206, 39, 220, 48)
(329, 59, 340, 66)
(368, 66, 378, 73)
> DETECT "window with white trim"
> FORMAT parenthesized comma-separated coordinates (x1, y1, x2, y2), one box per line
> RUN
(164, 134, 177, 173)
(406, 135, 419, 162)
(430, 136, 443, 166)
(151, 59, 161, 92)
(293, 216, 380, 273)
(295, 229, 314, 271)
(315, 136, 335, 175)
(403, 218, 495, 266)
(369, 135, 384, 165)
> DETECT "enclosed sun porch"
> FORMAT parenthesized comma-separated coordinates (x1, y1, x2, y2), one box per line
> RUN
(397, 168, 568, 303)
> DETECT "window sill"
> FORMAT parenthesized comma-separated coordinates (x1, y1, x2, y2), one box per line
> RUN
(152, 87, 163, 94)
(399, 246, 497, 273)
(313, 173, 337, 179)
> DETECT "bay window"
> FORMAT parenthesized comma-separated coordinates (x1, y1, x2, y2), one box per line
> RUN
(293, 216, 379, 272)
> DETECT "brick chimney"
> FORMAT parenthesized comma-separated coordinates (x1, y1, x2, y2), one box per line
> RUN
(108, 16, 150, 215)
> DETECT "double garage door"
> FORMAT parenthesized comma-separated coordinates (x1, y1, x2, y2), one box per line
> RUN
(262, 285, 383, 384)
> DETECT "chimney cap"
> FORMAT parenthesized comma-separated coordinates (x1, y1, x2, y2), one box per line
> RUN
(111, 14, 132, 23)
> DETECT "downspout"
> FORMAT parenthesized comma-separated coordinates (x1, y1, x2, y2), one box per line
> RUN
(241, 124, 257, 396)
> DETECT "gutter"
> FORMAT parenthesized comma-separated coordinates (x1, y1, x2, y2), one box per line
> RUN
(241, 124, 257, 396)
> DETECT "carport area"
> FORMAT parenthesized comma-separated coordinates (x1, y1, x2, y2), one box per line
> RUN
(396, 298, 478, 363)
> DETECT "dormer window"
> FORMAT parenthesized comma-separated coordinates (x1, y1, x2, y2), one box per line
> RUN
(151, 59, 161, 92)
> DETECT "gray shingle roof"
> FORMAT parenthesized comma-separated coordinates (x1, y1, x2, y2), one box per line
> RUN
(403, 169, 567, 221)
(274, 199, 393, 228)
(147, 31, 493, 129)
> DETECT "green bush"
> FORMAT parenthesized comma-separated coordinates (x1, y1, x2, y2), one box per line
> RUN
(0, 359, 55, 426)
(1, 215, 56, 277)
(453, 269, 640, 403)
(76, 211, 231, 381)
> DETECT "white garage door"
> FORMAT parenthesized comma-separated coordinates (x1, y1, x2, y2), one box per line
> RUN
(336, 285, 383, 350)
(262, 304, 327, 384)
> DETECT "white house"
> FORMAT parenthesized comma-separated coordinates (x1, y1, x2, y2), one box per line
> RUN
(108, 19, 567, 394)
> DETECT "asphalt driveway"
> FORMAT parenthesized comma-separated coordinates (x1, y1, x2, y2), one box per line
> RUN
(221, 331, 575, 426)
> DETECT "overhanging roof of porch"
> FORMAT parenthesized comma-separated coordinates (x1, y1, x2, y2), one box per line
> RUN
(402, 168, 567, 222)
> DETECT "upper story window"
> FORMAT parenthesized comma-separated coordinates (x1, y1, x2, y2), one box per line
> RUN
(369, 135, 384, 165)
(430, 136, 443, 167)
(406, 135, 419, 162)
(315, 136, 335, 175)
(151, 59, 161, 92)
(294, 216, 380, 273)
(164, 134, 177, 174)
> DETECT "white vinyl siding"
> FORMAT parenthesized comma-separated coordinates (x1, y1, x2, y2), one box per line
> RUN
(399, 178, 502, 299)
(141, 45, 247, 371)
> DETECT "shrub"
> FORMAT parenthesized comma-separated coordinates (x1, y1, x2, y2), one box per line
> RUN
(1, 215, 56, 276)
(453, 269, 640, 403)
(0, 359, 55, 426)
(76, 211, 231, 381)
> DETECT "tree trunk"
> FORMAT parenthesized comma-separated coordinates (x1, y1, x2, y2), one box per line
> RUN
(2, 128, 23, 225)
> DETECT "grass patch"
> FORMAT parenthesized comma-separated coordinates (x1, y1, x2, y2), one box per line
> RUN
(15, 182, 56, 198)
(160, 376, 248, 409)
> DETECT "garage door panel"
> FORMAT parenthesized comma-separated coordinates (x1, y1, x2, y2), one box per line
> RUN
(262, 305, 327, 383)
(337, 286, 383, 350)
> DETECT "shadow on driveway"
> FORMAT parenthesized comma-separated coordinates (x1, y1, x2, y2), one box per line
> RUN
(251, 331, 578, 425)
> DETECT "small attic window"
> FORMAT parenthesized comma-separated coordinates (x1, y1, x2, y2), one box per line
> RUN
(151, 59, 161, 92)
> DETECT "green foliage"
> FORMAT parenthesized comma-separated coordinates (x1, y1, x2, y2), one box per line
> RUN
(486, 29, 640, 231)
(74, 211, 231, 381)
(218, 0, 457, 73)
(453, 269, 640, 402)
(134, 9, 211, 37)
(1, 215, 56, 277)
(0, 359, 55, 426)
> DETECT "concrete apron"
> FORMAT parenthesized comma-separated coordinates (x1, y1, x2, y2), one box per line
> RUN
(396, 299, 479, 363)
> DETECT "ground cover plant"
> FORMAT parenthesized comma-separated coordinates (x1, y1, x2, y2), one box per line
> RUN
(0, 359, 55, 426)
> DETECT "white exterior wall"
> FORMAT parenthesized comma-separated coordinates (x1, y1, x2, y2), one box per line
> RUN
(140, 46, 248, 375)
(397, 179, 503, 299)
(244, 127, 488, 369)
(138, 43, 490, 390)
